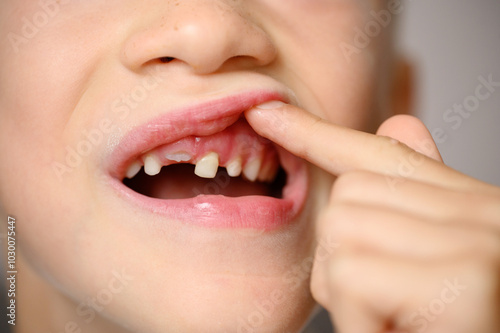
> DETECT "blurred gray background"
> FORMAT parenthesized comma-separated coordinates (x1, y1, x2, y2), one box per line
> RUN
(399, 0, 500, 186)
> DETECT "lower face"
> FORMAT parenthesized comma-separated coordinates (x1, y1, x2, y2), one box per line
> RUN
(0, 0, 389, 332)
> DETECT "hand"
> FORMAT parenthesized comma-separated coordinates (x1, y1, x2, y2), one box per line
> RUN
(246, 102, 500, 333)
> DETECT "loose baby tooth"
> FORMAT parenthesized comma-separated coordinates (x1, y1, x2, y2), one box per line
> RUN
(267, 165, 280, 183)
(258, 158, 280, 182)
(258, 162, 275, 183)
(144, 154, 162, 176)
(166, 152, 192, 163)
(243, 158, 262, 182)
(194, 152, 219, 179)
(265, 164, 279, 183)
(126, 161, 142, 179)
(226, 157, 242, 177)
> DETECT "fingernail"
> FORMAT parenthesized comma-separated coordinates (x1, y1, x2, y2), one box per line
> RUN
(255, 100, 286, 110)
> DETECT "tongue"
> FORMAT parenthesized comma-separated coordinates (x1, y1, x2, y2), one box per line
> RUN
(128, 164, 275, 199)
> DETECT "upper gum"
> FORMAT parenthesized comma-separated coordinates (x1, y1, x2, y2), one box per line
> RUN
(137, 118, 277, 168)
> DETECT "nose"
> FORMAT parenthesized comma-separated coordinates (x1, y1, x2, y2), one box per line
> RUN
(121, 1, 277, 74)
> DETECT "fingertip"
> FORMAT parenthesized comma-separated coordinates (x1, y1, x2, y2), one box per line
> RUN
(253, 100, 287, 110)
(245, 102, 290, 138)
(377, 115, 443, 162)
(245, 100, 286, 120)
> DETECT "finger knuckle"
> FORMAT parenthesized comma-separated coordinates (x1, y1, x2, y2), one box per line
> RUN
(317, 204, 356, 245)
(478, 232, 500, 260)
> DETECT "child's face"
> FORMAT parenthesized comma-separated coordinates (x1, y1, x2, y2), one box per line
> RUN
(0, 1, 393, 331)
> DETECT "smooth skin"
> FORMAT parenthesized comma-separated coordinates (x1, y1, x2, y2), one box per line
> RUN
(0, 1, 384, 332)
(246, 103, 500, 333)
(1, 0, 500, 332)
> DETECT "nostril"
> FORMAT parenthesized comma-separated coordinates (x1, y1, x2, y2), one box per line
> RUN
(159, 57, 175, 63)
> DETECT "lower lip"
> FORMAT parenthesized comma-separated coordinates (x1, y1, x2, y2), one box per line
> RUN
(109, 149, 308, 230)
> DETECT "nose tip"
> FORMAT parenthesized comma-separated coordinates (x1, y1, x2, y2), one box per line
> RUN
(121, 2, 277, 74)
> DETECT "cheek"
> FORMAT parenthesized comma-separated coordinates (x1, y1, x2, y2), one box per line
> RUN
(0, 11, 98, 292)
(0, 0, 119, 239)
(266, 1, 380, 131)
(0, 104, 90, 280)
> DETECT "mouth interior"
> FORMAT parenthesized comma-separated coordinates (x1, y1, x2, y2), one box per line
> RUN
(123, 164, 287, 200)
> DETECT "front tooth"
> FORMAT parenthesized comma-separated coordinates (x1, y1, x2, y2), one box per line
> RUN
(126, 161, 142, 179)
(243, 158, 262, 182)
(226, 157, 242, 177)
(194, 152, 219, 178)
(144, 154, 162, 176)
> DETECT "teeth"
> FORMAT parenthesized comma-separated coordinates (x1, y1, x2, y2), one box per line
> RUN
(137, 149, 277, 182)
(243, 158, 262, 182)
(266, 165, 279, 183)
(144, 154, 162, 176)
(258, 162, 279, 183)
(226, 157, 243, 177)
(166, 152, 192, 163)
(126, 161, 142, 179)
(194, 152, 219, 179)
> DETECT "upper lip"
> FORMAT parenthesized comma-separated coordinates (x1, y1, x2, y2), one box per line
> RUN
(107, 88, 292, 179)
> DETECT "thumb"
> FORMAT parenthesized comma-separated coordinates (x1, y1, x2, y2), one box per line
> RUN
(376, 115, 443, 162)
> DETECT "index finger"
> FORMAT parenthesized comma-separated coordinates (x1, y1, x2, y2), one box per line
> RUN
(245, 102, 471, 190)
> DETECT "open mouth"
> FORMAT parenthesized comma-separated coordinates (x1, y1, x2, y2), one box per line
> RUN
(122, 118, 287, 200)
(107, 91, 307, 230)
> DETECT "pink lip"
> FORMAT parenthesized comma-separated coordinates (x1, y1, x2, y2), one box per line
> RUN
(106, 90, 308, 230)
